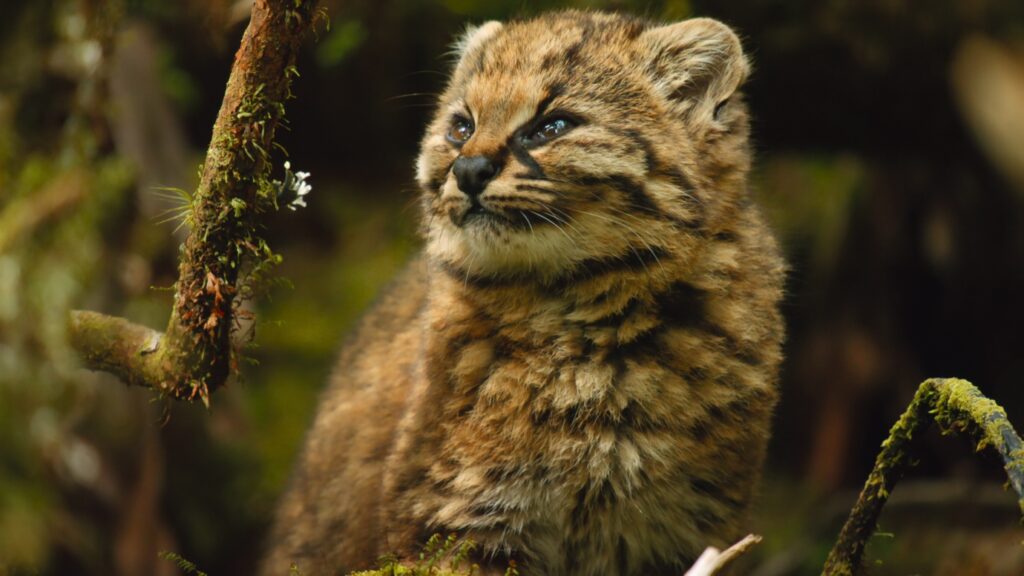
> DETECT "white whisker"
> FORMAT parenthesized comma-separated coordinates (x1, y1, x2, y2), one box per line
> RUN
(520, 212, 535, 234)
(463, 249, 477, 289)
(529, 210, 578, 249)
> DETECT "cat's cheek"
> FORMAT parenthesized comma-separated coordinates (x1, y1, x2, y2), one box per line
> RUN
(416, 136, 456, 191)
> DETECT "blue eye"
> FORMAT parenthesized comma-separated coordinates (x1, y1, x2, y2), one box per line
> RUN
(522, 116, 577, 146)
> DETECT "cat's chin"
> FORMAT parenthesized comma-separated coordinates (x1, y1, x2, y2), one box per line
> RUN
(428, 221, 588, 281)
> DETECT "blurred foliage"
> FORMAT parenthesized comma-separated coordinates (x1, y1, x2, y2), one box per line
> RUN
(1, 0, 1024, 574)
(316, 19, 367, 68)
(0, 0, 133, 570)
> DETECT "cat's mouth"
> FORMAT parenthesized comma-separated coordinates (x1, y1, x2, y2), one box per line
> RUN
(447, 194, 557, 232)
(451, 201, 516, 229)
(463, 203, 490, 222)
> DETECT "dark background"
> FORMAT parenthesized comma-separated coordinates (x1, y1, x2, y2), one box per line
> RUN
(2, 0, 1024, 574)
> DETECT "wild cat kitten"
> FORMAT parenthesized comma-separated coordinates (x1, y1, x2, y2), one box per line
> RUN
(262, 10, 785, 576)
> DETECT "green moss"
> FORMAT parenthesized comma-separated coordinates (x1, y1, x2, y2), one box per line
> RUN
(348, 568, 475, 576)
(345, 534, 487, 576)
(927, 379, 1024, 516)
(159, 551, 209, 576)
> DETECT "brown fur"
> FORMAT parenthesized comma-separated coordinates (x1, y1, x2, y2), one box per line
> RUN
(261, 11, 785, 575)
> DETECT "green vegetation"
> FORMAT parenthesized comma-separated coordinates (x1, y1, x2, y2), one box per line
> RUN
(349, 534, 486, 576)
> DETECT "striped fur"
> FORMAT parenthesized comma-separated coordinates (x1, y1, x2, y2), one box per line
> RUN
(262, 11, 785, 576)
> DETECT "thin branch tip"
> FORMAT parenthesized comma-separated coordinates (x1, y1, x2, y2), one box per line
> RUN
(684, 534, 762, 576)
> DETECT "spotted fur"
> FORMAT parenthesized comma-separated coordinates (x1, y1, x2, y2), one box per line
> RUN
(262, 11, 785, 576)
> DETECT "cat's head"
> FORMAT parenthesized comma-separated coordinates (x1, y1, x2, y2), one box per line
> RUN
(416, 11, 752, 283)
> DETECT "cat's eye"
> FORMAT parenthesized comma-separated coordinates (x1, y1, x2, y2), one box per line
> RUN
(447, 117, 474, 145)
(521, 117, 577, 147)
(714, 98, 730, 121)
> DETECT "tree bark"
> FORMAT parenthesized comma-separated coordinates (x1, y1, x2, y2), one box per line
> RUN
(69, 0, 320, 404)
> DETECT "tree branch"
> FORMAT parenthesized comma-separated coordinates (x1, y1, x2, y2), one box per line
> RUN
(68, 310, 174, 394)
(69, 0, 321, 404)
(822, 378, 1024, 575)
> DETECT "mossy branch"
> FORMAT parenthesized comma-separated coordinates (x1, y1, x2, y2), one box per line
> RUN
(822, 378, 1024, 575)
(68, 0, 321, 404)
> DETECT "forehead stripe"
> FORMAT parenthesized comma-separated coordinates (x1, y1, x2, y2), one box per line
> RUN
(535, 83, 565, 117)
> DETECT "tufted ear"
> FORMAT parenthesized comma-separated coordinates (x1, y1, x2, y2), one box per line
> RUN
(451, 20, 504, 64)
(640, 18, 750, 122)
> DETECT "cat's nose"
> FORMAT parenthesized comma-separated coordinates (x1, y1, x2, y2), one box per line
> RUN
(452, 155, 498, 197)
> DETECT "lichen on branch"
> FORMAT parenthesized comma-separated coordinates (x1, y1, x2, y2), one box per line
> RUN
(68, 0, 322, 404)
(822, 378, 1024, 576)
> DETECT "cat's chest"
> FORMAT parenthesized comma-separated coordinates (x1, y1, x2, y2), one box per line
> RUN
(435, 327, 682, 502)
(416, 296, 742, 571)
(427, 336, 693, 572)
(436, 315, 689, 464)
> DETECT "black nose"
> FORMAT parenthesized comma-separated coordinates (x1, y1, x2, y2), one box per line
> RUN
(452, 155, 498, 197)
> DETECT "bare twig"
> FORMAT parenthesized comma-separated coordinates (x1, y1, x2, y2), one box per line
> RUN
(68, 0, 320, 404)
(685, 534, 762, 576)
(822, 378, 1024, 575)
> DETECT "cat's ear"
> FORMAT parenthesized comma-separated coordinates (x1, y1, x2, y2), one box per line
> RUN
(640, 18, 749, 122)
(451, 21, 503, 65)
